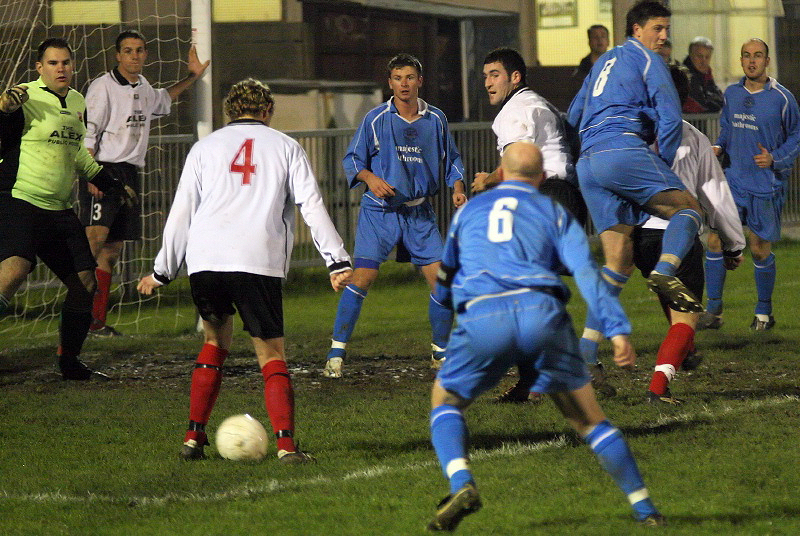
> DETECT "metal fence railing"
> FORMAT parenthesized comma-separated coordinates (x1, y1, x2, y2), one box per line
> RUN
(21, 117, 800, 289)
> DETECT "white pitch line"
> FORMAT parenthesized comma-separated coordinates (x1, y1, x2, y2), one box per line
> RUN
(2, 395, 796, 506)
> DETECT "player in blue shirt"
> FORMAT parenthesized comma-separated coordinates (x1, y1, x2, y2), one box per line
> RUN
(567, 1, 705, 331)
(701, 38, 800, 331)
(426, 142, 664, 531)
(323, 54, 467, 378)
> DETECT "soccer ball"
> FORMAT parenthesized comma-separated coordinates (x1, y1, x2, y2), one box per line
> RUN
(215, 414, 269, 461)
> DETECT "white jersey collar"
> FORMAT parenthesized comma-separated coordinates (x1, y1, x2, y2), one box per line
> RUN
(387, 97, 429, 116)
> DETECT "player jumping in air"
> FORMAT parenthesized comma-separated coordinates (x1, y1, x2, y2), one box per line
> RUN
(568, 1, 707, 371)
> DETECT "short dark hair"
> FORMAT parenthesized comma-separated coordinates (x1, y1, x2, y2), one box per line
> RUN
(37, 38, 73, 62)
(669, 65, 690, 105)
(116, 30, 147, 52)
(587, 25, 609, 39)
(743, 38, 769, 58)
(625, 1, 671, 37)
(387, 53, 422, 77)
(483, 47, 527, 87)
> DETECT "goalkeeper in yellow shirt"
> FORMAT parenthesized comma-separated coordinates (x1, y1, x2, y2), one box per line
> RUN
(0, 38, 134, 380)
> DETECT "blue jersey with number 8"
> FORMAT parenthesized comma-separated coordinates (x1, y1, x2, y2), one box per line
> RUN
(567, 37, 682, 167)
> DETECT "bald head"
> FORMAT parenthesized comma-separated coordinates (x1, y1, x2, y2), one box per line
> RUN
(500, 142, 545, 186)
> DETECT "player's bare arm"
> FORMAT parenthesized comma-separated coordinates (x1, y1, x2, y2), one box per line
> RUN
(330, 269, 353, 292)
(471, 168, 501, 193)
(166, 45, 210, 101)
(356, 169, 395, 198)
(136, 274, 163, 295)
(0, 85, 28, 113)
(452, 180, 467, 207)
(610, 334, 636, 368)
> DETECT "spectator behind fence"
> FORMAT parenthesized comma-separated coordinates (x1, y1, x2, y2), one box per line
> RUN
(682, 36, 724, 113)
(657, 38, 681, 67)
(572, 24, 609, 84)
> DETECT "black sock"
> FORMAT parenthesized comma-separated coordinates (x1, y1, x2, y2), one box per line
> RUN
(59, 305, 92, 360)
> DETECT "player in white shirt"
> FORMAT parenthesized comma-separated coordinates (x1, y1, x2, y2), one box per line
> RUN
(138, 79, 352, 462)
(473, 47, 588, 403)
(473, 47, 586, 227)
(79, 30, 209, 336)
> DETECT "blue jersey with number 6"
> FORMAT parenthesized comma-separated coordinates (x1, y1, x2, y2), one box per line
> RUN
(440, 181, 630, 339)
(567, 37, 682, 166)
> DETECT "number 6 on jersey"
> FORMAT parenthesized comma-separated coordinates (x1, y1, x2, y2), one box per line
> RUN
(487, 197, 518, 242)
(230, 138, 256, 184)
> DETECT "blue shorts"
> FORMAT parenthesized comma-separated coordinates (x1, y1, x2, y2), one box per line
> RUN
(437, 289, 591, 401)
(578, 135, 685, 233)
(354, 201, 443, 267)
(730, 188, 784, 243)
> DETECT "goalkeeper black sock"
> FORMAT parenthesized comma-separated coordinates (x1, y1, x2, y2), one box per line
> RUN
(59, 305, 92, 359)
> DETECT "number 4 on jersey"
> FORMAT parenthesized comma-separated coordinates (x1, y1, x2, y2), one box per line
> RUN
(230, 138, 256, 184)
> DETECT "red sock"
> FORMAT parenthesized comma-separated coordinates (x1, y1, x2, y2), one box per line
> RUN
(649, 323, 694, 395)
(262, 360, 295, 452)
(184, 344, 228, 443)
(91, 268, 112, 330)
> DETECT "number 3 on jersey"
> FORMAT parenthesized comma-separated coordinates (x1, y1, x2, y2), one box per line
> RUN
(592, 57, 617, 97)
(230, 138, 256, 184)
(488, 197, 518, 242)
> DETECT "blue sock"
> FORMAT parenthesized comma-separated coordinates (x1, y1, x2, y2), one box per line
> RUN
(654, 209, 701, 276)
(429, 293, 453, 352)
(753, 253, 776, 316)
(430, 405, 473, 494)
(585, 420, 659, 521)
(704, 252, 726, 315)
(327, 284, 367, 359)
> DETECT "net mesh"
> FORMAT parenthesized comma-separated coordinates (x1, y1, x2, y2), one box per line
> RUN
(0, 0, 196, 339)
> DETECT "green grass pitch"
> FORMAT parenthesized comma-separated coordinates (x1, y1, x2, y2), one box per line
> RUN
(1, 242, 799, 535)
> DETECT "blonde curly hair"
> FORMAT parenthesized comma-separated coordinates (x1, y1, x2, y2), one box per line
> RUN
(224, 78, 274, 121)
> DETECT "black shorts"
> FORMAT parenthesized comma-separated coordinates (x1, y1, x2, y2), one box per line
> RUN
(76, 161, 141, 241)
(632, 227, 704, 309)
(539, 178, 589, 228)
(189, 271, 284, 339)
(0, 195, 96, 280)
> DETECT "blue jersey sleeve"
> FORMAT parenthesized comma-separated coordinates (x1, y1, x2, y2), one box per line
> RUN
(433, 208, 463, 309)
(566, 72, 590, 131)
(771, 88, 800, 175)
(556, 209, 631, 338)
(342, 114, 375, 189)
(443, 127, 466, 188)
(716, 91, 731, 151)
(647, 58, 683, 166)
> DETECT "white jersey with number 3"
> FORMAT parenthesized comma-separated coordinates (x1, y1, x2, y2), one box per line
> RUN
(153, 119, 350, 280)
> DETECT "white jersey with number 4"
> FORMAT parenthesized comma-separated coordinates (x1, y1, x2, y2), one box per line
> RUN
(153, 119, 351, 280)
(84, 68, 172, 167)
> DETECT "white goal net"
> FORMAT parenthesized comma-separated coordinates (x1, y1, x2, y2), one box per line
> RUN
(0, 0, 197, 340)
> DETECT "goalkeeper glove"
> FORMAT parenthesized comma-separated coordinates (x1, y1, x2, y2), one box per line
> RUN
(89, 167, 138, 207)
(1, 85, 28, 113)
